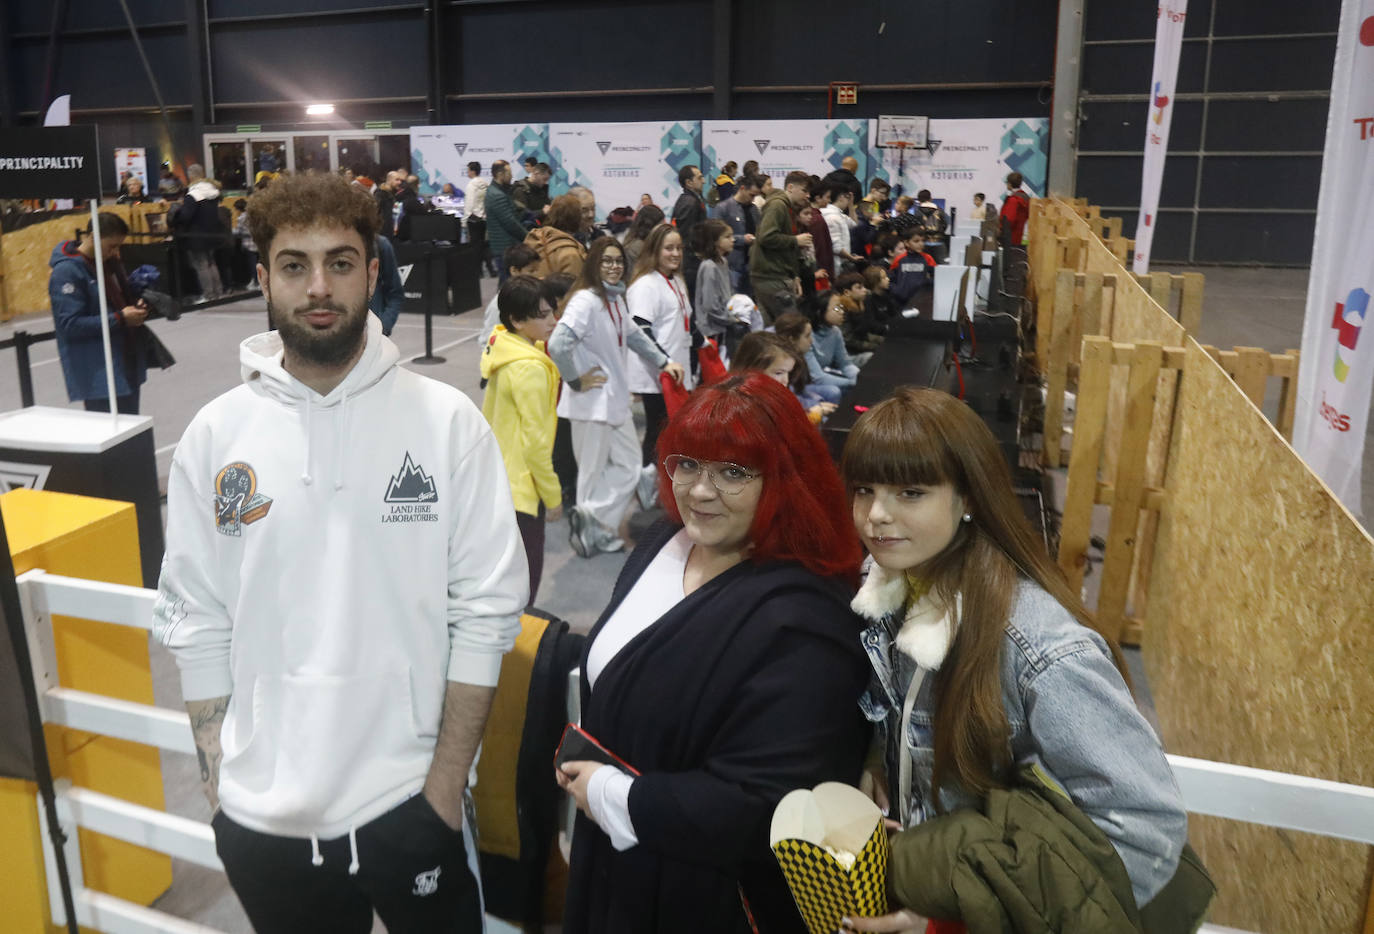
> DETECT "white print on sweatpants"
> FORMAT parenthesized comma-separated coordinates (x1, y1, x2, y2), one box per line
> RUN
(413, 865, 441, 896)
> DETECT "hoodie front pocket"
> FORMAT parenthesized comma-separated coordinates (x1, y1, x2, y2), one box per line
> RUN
(220, 668, 430, 828)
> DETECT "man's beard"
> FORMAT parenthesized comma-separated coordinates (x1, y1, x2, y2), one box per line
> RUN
(269, 297, 368, 368)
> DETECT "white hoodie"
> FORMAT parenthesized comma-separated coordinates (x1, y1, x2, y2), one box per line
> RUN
(154, 313, 527, 840)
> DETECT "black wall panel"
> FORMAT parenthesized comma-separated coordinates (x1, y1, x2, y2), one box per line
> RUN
(729, 88, 1051, 121)
(1077, 0, 1339, 264)
(1194, 210, 1314, 265)
(734, 0, 1055, 86)
(1081, 41, 1208, 95)
(9, 31, 192, 112)
(456, 95, 715, 126)
(1207, 36, 1337, 92)
(1078, 100, 1204, 152)
(1204, 99, 1328, 151)
(455, 1, 711, 94)
(1210, 0, 1342, 37)
(1197, 156, 1322, 209)
(1075, 154, 1199, 209)
(207, 0, 420, 17)
(1084, 0, 1212, 42)
(9, 0, 184, 35)
(211, 18, 426, 103)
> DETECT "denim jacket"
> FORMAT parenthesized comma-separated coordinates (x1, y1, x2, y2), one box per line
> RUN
(851, 561, 1188, 908)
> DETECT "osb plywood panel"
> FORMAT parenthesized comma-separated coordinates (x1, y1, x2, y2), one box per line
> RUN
(2, 214, 90, 320)
(1, 203, 169, 322)
(1145, 341, 1374, 934)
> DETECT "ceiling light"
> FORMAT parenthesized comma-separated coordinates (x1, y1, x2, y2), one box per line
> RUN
(305, 104, 334, 116)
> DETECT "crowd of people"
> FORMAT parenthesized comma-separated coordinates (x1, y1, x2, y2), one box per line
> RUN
(44, 159, 1193, 933)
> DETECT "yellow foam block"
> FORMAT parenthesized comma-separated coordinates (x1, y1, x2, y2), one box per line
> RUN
(0, 489, 171, 932)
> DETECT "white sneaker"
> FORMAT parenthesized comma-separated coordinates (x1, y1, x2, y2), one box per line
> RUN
(635, 464, 659, 509)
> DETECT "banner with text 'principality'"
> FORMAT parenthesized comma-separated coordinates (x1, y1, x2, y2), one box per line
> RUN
(548, 121, 700, 213)
(1132, 1, 1188, 275)
(1293, 0, 1374, 516)
(702, 120, 870, 188)
(410, 124, 550, 195)
(870, 118, 1047, 221)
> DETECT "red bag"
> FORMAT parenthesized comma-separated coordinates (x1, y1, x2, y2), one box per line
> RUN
(659, 340, 728, 417)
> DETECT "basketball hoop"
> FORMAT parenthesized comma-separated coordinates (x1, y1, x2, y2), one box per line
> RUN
(874, 116, 931, 200)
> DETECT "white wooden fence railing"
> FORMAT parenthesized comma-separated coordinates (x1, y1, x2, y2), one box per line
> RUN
(18, 568, 1374, 933)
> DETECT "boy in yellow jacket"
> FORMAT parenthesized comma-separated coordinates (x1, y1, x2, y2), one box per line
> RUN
(481, 275, 562, 604)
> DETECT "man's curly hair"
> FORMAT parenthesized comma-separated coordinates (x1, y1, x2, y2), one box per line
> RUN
(247, 173, 381, 262)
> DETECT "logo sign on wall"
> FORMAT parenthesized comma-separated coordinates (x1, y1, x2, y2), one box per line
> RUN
(702, 120, 869, 186)
(1293, 0, 1374, 515)
(871, 118, 1047, 218)
(409, 124, 550, 195)
(548, 121, 700, 212)
(0, 126, 101, 198)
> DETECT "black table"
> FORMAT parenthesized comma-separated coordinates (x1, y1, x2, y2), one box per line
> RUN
(820, 295, 1044, 541)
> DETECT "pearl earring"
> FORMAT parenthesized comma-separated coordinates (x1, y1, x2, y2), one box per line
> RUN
(962, 513, 972, 523)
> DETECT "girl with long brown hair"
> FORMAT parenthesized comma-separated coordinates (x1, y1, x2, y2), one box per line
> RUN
(626, 224, 695, 502)
(840, 387, 1187, 932)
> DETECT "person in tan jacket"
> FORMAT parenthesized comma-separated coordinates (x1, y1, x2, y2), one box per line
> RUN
(523, 194, 587, 279)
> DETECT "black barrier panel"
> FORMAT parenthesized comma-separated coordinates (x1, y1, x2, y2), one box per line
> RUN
(0, 538, 34, 780)
(0, 126, 102, 199)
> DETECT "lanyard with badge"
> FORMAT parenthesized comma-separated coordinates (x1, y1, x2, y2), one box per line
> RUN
(661, 273, 689, 334)
(604, 294, 625, 347)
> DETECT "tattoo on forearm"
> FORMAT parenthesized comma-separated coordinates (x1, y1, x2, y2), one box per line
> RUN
(190, 696, 229, 733)
(186, 695, 229, 810)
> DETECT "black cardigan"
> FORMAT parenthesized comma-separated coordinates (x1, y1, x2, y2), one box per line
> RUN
(564, 521, 871, 934)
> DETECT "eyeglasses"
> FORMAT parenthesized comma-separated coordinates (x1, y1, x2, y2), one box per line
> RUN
(662, 455, 759, 496)
(599, 256, 625, 267)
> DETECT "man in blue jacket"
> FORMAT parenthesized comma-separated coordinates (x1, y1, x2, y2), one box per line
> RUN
(48, 212, 151, 413)
(369, 234, 406, 335)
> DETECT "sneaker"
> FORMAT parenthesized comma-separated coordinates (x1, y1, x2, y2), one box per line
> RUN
(635, 464, 659, 510)
(567, 507, 592, 558)
(599, 537, 626, 554)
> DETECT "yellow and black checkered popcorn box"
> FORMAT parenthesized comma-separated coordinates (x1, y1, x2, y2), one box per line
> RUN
(769, 782, 889, 934)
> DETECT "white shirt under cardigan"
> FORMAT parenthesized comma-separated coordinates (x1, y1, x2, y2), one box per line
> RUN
(582, 529, 693, 850)
(626, 272, 696, 395)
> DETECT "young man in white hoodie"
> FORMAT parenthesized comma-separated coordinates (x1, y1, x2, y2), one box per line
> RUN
(153, 173, 527, 933)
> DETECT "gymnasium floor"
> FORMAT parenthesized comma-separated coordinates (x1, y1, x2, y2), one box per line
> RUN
(2, 264, 1365, 931)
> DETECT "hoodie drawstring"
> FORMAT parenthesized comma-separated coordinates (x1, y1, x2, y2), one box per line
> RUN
(300, 389, 352, 490)
(308, 825, 360, 874)
(300, 395, 315, 486)
(334, 389, 350, 491)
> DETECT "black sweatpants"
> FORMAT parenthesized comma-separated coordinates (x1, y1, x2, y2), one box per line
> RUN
(515, 505, 545, 606)
(214, 794, 482, 934)
(554, 416, 578, 506)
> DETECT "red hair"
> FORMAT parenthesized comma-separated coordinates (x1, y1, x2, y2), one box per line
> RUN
(656, 373, 862, 584)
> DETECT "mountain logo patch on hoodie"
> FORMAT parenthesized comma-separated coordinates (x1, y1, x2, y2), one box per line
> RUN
(383, 452, 439, 523)
(213, 462, 273, 536)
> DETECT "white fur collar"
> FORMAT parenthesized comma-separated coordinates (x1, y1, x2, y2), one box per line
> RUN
(851, 562, 959, 670)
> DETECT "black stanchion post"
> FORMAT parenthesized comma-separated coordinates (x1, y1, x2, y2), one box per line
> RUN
(412, 245, 447, 365)
(14, 330, 35, 408)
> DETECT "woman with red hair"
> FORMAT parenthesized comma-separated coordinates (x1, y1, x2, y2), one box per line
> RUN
(556, 372, 870, 933)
